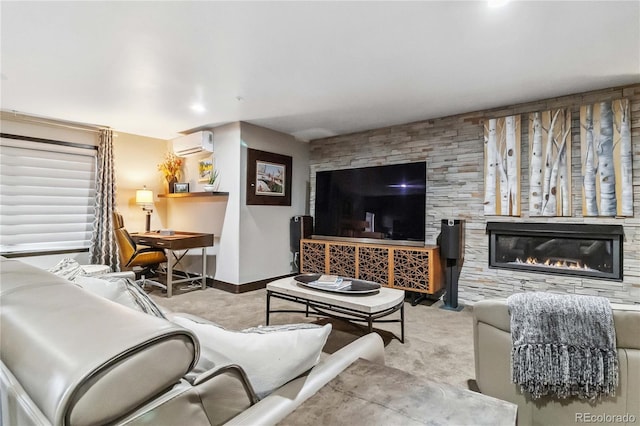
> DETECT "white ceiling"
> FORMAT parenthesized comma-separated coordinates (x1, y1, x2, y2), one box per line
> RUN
(1, 1, 639, 141)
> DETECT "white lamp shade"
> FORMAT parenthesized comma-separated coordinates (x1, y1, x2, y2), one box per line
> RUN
(136, 188, 153, 204)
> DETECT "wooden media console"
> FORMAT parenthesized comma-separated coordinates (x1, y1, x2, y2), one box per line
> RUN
(300, 239, 443, 295)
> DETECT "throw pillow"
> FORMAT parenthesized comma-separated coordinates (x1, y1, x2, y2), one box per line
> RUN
(171, 315, 331, 398)
(48, 258, 87, 281)
(73, 276, 166, 319)
(242, 323, 323, 333)
(74, 275, 125, 301)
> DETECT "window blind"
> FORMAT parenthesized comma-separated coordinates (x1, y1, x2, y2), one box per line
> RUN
(0, 136, 97, 254)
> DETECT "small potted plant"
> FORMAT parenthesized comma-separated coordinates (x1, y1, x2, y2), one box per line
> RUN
(203, 169, 219, 192)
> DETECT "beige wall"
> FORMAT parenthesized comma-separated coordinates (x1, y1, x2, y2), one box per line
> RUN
(1, 114, 310, 285)
(0, 113, 99, 147)
(0, 114, 98, 268)
(0, 119, 171, 268)
(113, 132, 170, 233)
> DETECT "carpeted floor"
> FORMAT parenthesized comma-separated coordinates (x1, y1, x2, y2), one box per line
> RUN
(149, 284, 477, 390)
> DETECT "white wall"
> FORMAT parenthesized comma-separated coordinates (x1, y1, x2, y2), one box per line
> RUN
(239, 122, 310, 283)
(166, 123, 241, 283)
(167, 122, 310, 285)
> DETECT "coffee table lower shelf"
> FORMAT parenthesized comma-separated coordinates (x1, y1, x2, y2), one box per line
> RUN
(266, 278, 405, 343)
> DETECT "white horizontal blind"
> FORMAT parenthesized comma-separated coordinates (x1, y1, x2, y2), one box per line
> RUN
(0, 136, 97, 254)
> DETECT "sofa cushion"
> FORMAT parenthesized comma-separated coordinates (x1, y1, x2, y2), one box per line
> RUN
(74, 275, 134, 303)
(73, 275, 166, 318)
(48, 258, 166, 319)
(171, 315, 331, 398)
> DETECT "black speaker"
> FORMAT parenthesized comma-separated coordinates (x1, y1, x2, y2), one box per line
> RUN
(290, 216, 313, 273)
(440, 219, 465, 312)
(440, 219, 465, 260)
(290, 216, 313, 252)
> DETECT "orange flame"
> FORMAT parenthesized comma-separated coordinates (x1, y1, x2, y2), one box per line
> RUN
(514, 257, 590, 270)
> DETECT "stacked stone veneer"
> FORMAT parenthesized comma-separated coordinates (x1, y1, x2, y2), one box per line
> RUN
(309, 84, 640, 304)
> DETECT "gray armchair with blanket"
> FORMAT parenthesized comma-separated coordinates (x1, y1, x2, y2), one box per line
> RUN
(473, 298, 640, 426)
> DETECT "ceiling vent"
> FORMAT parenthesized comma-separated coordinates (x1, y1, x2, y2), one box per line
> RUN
(172, 130, 214, 157)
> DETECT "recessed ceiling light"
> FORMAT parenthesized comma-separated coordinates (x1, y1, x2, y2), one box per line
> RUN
(488, 0, 510, 7)
(190, 103, 206, 114)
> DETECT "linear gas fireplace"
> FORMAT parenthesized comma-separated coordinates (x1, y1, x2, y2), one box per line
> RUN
(487, 222, 624, 281)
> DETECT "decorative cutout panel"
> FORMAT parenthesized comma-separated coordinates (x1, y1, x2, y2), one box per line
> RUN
(328, 244, 356, 277)
(301, 241, 325, 273)
(393, 249, 431, 291)
(358, 246, 389, 285)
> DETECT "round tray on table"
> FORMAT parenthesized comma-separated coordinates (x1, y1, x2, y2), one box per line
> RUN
(293, 273, 381, 295)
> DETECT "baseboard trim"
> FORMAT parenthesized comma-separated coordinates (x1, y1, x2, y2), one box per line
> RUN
(208, 273, 296, 294)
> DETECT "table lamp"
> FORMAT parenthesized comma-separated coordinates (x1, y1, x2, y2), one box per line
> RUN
(135, 186, 154, 232)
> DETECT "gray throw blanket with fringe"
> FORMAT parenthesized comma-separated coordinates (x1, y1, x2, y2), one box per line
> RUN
(507, 292, 618, 400)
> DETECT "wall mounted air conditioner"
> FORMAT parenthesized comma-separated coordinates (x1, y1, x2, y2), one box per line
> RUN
(172, 130, 214, 156)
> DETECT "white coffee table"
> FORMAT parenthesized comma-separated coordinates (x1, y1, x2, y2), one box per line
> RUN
(266, 277, 406, 343)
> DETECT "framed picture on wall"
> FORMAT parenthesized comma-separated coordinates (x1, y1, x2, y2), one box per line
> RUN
(198, 156, 214, 182)
(246, 148, 292, 206)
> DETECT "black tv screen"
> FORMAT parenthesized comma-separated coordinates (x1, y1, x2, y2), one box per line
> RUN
(314, 162, 426, 243)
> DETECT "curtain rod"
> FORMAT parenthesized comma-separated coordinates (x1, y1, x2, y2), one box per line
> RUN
(2, 110, 111, 134)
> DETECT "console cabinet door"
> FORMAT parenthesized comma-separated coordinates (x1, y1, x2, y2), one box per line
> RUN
(358, 245, 390, 286)
(327, 243, 357, 278)
(300, 240, 326, 274)
(391, 248, 432, 293)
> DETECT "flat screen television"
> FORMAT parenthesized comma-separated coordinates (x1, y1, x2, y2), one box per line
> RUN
(314, 162, 426, 244)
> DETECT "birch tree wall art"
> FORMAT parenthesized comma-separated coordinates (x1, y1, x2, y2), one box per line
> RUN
(580, 99, 633, 216)
(484, 115, 521, 216)
(528, 109, 572, 216)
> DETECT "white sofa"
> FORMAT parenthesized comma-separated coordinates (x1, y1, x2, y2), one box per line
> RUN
(0, 257, 385, 425)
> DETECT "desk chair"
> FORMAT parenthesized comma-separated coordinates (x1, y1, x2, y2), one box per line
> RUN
(113, 211, 167, 291)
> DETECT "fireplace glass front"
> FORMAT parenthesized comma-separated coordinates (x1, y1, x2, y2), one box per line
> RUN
(487, 222, 623, 281)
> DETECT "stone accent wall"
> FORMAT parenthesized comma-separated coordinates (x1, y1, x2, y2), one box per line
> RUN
(309, 84, 640, 304)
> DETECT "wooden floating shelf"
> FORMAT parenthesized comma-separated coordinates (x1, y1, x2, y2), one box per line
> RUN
(158, 192, 229, 199)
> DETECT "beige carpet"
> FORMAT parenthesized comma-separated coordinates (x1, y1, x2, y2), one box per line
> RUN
(149, 285, 477, 390)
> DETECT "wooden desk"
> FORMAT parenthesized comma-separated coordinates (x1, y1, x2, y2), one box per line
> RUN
(130, 232, 214, 298)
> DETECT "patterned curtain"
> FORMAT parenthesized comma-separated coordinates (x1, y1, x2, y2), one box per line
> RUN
(90, 129, 120, 270)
